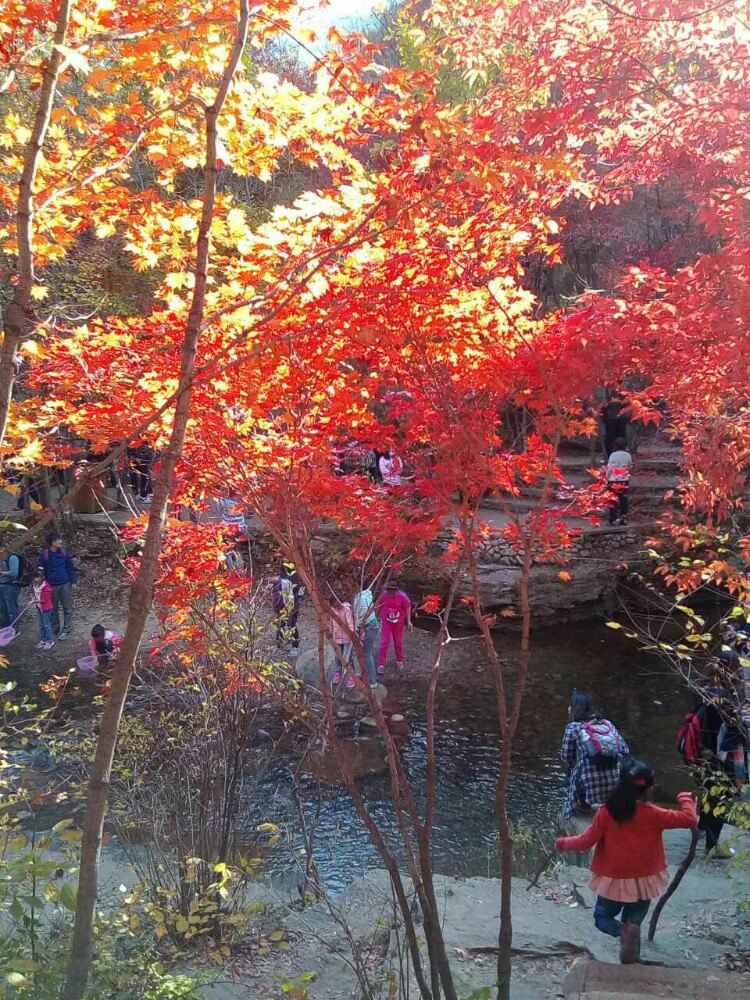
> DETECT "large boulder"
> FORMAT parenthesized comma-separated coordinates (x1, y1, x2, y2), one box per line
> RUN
(295, 646, 338, 690)
(295, 648, 388, 706)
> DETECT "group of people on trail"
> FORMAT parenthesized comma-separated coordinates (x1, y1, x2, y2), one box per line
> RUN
(273, 564, 413, 687)
(0, 534, 122, 669)
(557, 654, 749, 964)
(329, 580, 413, 687)
(0, 534, 77, 648)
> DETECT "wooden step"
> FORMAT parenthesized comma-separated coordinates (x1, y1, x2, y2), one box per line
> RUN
(565, 960, 750, 1000)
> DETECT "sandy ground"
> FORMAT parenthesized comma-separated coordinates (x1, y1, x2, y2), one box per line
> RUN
(192, 824, 750, 999)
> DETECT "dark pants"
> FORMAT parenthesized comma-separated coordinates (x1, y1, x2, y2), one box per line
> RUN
(605, 417, 629, 457)
(37, 608, 53, 643)
(51, 582, 74, 635)
(698, 806, 725, 852)
(16, 478, 41, 511)
(131, 461, 152, 498)
(0, 585, 20, 630)
(276, 606, 299, 647)
(608, 486, 629, 524)
(594, 896, 650, 937)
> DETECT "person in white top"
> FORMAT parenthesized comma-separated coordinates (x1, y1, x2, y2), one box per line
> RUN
(379, 450, 404, 487)
(605, 437, 632, 525)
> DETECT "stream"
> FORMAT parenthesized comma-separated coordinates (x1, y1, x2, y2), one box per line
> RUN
(244, 620, 691, 893)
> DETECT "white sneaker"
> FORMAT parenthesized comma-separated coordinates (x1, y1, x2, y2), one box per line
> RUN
(42, 640, 55, 650)
(36, 641, 46, 649)
(397, 661, 405, 671)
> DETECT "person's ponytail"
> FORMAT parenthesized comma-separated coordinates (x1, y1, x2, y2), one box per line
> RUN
(605, 760, 653, 823)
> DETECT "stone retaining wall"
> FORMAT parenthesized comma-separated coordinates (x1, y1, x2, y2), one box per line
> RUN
(61, 511, 643, 629)
(403, 524, 642, 627)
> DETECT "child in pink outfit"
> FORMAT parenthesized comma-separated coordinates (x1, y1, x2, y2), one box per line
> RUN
(31, 569, 54, 650)
(331, 599, 355, 688)
(377, 581, 411, 673)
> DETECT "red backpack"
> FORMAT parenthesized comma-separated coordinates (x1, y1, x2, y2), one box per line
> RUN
(677, 706, 706, 765)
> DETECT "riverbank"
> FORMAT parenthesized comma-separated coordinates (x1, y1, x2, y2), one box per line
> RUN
(191, 823, 750, 998)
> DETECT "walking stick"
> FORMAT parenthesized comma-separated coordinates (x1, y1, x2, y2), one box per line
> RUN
(527, 825, 565, 891)
(647, 828, 699, 941)
(527, 845, 557, 890)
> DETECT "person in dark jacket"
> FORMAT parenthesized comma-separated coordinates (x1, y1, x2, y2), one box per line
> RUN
(127, 439, 155, 503)
(694, 652, 745, 858)
(38, 535, 77, 639)
(0, 545, 22, 635)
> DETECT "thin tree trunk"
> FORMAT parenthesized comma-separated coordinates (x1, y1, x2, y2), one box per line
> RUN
(0, 0, 73, 451)
(647, 828, 698, 941)
(59, 5, 250, 997)
(313, 623, 435, 1000)
(495, 736, 514, 1000)
(462, 429, 562, 1000)
(495, 542, 532, 1000)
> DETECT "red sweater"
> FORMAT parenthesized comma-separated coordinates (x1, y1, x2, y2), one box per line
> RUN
(556, 792, 697, 878)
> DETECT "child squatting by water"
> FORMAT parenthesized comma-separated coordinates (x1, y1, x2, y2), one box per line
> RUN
(555, 760, 697, 964)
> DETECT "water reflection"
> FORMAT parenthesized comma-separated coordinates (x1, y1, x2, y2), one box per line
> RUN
(244, 621, 690, 893)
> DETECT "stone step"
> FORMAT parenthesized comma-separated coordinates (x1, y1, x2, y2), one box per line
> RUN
(564, 960, 750, 1000)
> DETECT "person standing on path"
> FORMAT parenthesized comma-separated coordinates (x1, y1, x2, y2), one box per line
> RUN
(38, 535, 77, 639)
(689, 654, 748, 858)
(353, 582, 379, 685)
(330, 593, 355, 688)
(556, 761, 697, 964)
(378, 450, 404, 487)
(273, 562, 303, 656)
(30, 569, 54, 649)
(0, 545, 23, 635)
(605, 436, 632, 525)
(377, 579, 411, 674)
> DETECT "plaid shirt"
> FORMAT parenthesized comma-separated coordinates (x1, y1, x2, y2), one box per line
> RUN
(561, 721, 629, 819)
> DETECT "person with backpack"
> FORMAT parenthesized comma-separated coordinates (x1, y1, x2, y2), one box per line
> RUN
(680, 653, 747, 858)
(0, 544, 24, 636)
(605, 436, 632, 526)
(127, 438, 155, 503)
(556, 761, 697, 964)
(38, 535, 77, 640)
(273, 562, 303, 656)
(561, 690, 629, 821)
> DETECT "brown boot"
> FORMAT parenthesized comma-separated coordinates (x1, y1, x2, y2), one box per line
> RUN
(620, 921, 641, 964)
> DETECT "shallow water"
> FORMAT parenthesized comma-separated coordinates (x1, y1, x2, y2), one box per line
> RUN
(247, 620, 691, 893)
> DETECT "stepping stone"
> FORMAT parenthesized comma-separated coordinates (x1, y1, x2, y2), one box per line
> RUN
(564, 959, 750, 1000)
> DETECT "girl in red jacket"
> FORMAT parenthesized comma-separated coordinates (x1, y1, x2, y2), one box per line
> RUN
(556, 760, 697, 964)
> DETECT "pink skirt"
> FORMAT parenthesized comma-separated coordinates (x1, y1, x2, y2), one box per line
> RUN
(589, 868, 669, 902)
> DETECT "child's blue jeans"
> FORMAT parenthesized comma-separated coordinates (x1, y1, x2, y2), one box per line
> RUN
(37, 608, 53, 643)
(594, 896, 650, 937)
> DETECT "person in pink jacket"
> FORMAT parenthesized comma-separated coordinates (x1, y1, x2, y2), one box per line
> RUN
(377, 579, 412, 673)
(330, 596, 355, 688)
(30, 569, 54, 649)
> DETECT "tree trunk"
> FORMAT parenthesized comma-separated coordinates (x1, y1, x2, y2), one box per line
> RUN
(0, 0, 73, 451)
(495, 738, 514, 1000)
(495, 540, 531, 1000)
(59, 5, 250, 997)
